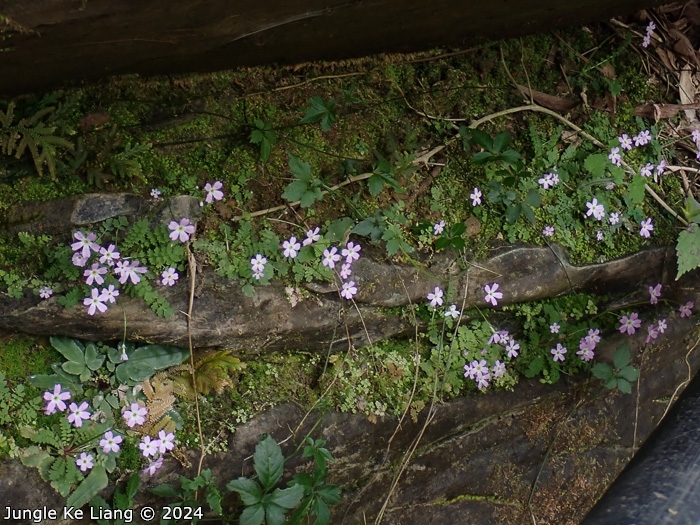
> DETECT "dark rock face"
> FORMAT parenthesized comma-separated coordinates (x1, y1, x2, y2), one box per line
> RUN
(0, 0, 669, 96)
(2, 290, 698, 524)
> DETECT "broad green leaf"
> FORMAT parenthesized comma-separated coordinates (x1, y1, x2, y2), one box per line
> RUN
(254, 435, 284, 491)
(591, 362, 613, 380)
(66, 465, 108, 508)
(299, 190, 319, 208)
(282, 181, 308, 203)
(505, 204, 521, 224)
(618, 366, 639, 382)
(367, 173, 384, 197)
(521, 203, 535, 224)
(325, 218, 354, 243)
(125, 344, 189, 371)
(583, 153, 607, 178)
(617, 378, 632, 394)
(676, 224, 700, 280)
(471, 151, 494, 165)
(239, 504, 265, 525)
(524, 188, 541, 207)
(206, 485, 223, 515)
(50, 336, 84, 364)
(492, 131, 511, 153)
(264, 503, 287, 525)
(683, 194, 700, 223)
(317, 485, 342, 505)
(288, 154, 312, 181)
(628, 175, 646, 204)
(613, 344, 631, 370)
(260, 139, 272, 163)
(268, 485, 305, 509)
(228, 477, 264, 505)
(523, 357, 543, 378)
(499, 149, 521, 165)
(312, 498, 331, 525)
(470, 129, 493, 151)
(62, 361, 86, 375)
(149, 483, 180, 498)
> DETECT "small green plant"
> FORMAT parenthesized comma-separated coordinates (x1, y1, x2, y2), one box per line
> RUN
(228, 435, 305, 525)
(366, 155, 407, 197)
(149, 469, 218, 524)
(281, 154, 324, 208)
(300, 96, 338, 132)
(250, 119, 277, 163)
(0, 101, 73, 178)
(591, 343, 639, 394)
(90, 472, 139, 525)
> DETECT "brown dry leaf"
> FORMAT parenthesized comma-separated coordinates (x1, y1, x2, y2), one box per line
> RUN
(679, 68, 698, 123)
(656, 48, 677, 71)
(78, 109, 110, 130)
(465, 216, 481, 237)
(670, 28, 700, 67)
(515, 84, 577, 111)
(634, 102, 700, 121)
(598, 63, 616, 80)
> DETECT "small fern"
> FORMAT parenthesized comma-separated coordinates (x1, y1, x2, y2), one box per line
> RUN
(140, 375, 177, 435)
(0, 102, 73, 179)
(171, 350, 246, 397)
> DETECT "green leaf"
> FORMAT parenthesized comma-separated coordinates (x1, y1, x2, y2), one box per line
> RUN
(239, 504, 265, 525)
(50, 337, 85, 364)
(471, 151, 494, 165)
(312, 498, 331, 525)
(618, 366, 639, 382)
(299, 189, 320, 209)
(583, 153, 608, 178)
(613, 344, 631, 370)
(591, 362, 613, 380)
(149, 484, 180, 499)
(317, 485, 342, 505)
(492, 132, 511, 154)
(521, 203, 535, 224)
(66, 465, 108, 508)
(282, 181, 308, 203)
(523, 357, 543, 378)
(367, 174, 385, 197)
(300, 97, 338, 132)
(505, 204, 521, 224)
(268, 484, 305, 509)
(628, 175, 646, 204)
(227, 477, 264, 505)
(62, 361, 86, 375)
(616, 378, 632, 394)
(254, 435, 285, 491)
(288, 154, 312, 181)
(604, 377, 618, 389)
(206, 485, 223, 515)
(676, 224, 700, 280)
(470, 129, 493, 151)
(325, 218, 354, 243)
(499, 149, 521, 165)
(683, 194, 700, 223)
(524, 188, 541, 207)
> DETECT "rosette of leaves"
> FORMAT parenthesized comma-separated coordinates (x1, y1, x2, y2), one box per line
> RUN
(228, 435, 305, 525)
(591, 343, 639, 394)
(112, 343, 190, 385)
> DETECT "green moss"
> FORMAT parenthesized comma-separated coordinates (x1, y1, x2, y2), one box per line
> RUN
(0, 336, 60, 381)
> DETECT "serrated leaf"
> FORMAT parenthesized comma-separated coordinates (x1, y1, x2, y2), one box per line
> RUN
(616, 378, 632, 394)
(471, 151, 494, 165)
(317, 485, 342, 505)
(239, 504, 265, 525)
(676, 224, 700, 280)
(499, 149, 521, 165)
(613, 344, 631, 370)
(149, 483, 180, 498)
(268, 484, 305, 509)
(618, 366, 639, 382)
(524, 357, 543, 378)
(583, 153, 608, 178)
(254, 435, 284, 491)
(228, 477, 264, 506)
(282, 181, 308, 203)
(628, 175, 646, 204)
(492, 131, 511, 153)
(288, 154, 311, 181)
(299, 190, 319, 208)
(591, 362, 613, 380)
(367, 174, 384, 197)
(326, 218, 354, 243)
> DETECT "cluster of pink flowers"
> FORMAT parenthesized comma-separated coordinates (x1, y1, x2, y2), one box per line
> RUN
(577, 328, 600, 362)
(122, 401, 174, 476)
(538, 171, 560, 189)
(463, 329, 519, 391)
(642, 20, 656, 48)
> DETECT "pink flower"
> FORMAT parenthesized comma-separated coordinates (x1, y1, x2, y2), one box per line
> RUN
(640, 218, 654, 238)
(470, 187, 482, 206)
(680, 301, 694, 318)
(204, 181, 224, 203)
(649, 284, 662, 305)
(118, 260, 148, 285)
(619, 312, 642, 335)
(43, 384, 71, 415)
(340, 281, 357, 300)
(484, 283, 503, 306)
(342, 242, 361, 263)
(99, 244, 120, 266)
(283, 236, 301, 258)
(157, 430, 175, 453)
(339, 263, 352, 280)
(84, 288, 108, 316)
(302, 227, 320, 246)
(71, 231, 100, 258)
(543, 226, 554, 237)
(322, 247, 341, 269)
(551, 343, 567, 362)
(67, 401, 91, 428)
(76, 452, 93, 472)
(39, 286, 53, 299)
(123, 402, 147, 428)
(143, 456, 164, 476)
(645, 324, 659, 344)
(139, 436, 161, 458)
(427, 287, 444, 308)
(168, 218, 196, 242)
(99, 285, 120, 304)
(100, 431, 123, 454)
(84, 263, 108, 286)
(161, 267, 179, 286)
